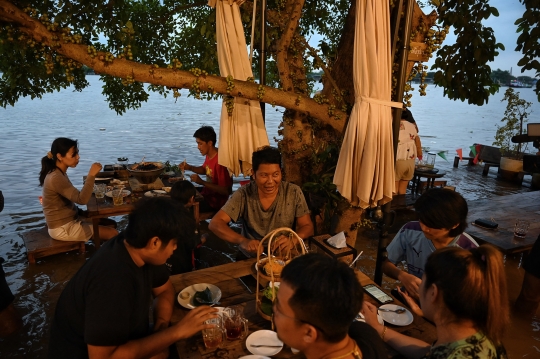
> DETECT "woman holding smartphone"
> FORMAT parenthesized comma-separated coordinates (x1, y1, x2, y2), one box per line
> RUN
(363, 245, 508, 359)
(39, 137, 117, 242)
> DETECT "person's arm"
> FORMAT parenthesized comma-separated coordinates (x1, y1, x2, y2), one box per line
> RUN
(362, 302, 430, 359)
(381, 259, 421, 299)
(87, 306, 219, 359)
(152, 280, 175, 331)
(295, 213, 314, 240)
(190, 174, 230, 196)
(415, 135, 423, 159)
(208, 210, 260, 252)
(179, 162, 206, 175)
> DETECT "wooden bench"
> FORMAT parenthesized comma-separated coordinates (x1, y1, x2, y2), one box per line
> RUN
(21, 227, 86, 264)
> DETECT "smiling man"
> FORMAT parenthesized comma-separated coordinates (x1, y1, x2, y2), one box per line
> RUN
(179, 126, 232, 212)
(48, 197, 218, 359)
(209, 146, 313, 258)
(382, 188, 478, 299)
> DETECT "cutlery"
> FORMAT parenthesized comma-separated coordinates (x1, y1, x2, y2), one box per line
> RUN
(378, 308, 406, 314)
(250, 344, 283, 348)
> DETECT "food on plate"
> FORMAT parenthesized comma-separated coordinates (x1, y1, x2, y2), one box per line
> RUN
(162, 187, 171, 193)
(193, 287, 214, 306)
(131, 162, 161, 171)
(180, 291, 191, 300)
(263, 259, 285, 276)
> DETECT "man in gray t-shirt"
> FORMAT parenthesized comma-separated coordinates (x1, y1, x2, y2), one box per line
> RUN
(209, 147, 313, 257)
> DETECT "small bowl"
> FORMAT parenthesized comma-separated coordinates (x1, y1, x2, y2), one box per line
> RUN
(162, 186, 171, 193)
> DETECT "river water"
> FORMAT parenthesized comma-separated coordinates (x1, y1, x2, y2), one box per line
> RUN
(0, 76, 539, 357)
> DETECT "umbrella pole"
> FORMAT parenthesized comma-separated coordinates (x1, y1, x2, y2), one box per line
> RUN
(259, 0, 267, 121)
(391, 0, 414, 157)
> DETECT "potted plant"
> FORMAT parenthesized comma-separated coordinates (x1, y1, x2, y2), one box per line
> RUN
(493, 88, 533, 174)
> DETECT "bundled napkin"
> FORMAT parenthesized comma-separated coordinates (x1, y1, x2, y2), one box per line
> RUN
(326, 231, 347, 249)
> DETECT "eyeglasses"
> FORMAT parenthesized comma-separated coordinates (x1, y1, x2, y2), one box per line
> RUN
(272, 299, 327, 337)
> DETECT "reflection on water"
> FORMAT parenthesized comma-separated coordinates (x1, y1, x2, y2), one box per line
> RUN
(0, 78, 539, 357)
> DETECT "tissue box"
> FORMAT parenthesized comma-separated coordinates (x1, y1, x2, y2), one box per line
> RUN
(309, 234, 357, 263)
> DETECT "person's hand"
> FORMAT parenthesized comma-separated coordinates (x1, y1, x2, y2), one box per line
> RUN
(397, 272, 422, 299)
(148, 349, 169, 359)
(88, 163, 102, 177)
(362, 302, 384, 333)
(179, 162, 189, 171)
(271, 234, 296, 254)
(240, 238, 260, 253)
(397, 287, 423, 317)
(173, 306, 219, 340)
(190, 173, 202, 184)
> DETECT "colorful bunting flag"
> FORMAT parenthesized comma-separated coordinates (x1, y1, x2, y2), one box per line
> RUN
(437, 151, 448, 162)
(469, 145, 476, 156)
(456, 148, 463, 160)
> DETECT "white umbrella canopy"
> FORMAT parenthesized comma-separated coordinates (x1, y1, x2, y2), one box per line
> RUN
(209, 0, 269, 177)
(333, 0, 402, 208)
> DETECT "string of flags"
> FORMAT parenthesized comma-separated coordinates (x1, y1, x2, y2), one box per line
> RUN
(456, 144, 482, 164)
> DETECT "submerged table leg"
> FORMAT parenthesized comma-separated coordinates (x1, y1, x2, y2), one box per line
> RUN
(92, 218, 101, 248)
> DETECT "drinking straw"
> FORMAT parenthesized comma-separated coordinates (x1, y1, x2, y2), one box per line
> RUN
(349, 251, 364, 268)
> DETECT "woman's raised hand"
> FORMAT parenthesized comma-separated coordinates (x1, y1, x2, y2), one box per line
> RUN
(88, 163, 103, 177)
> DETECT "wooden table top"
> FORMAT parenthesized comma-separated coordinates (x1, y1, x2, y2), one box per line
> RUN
(413, 168, 446, 178)
(466, 191, 540, 254)
(169, 259, 437, 359)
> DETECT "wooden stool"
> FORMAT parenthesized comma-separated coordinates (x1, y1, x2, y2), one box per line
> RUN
(309, 234, 357, 263)
(22, 227, 86, 264)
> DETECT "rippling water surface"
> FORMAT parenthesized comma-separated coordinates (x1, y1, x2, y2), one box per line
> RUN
(0, 77, 539, 357)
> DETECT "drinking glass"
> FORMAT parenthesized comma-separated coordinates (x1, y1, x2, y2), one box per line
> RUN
(94, 184, 106, 199)
(514, 219, 530, 239)
(112, 189, 123, 206)
(202, 317, 224, 350)
(222, 305, 248, 340)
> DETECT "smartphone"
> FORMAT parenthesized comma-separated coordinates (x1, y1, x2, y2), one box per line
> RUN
(363, 284, 394, 304)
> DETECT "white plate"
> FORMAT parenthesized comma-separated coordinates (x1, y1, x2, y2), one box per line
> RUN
(246, 330, 283, 356)
(95, 177, 112, 181)
(377, 304, 413, 326)
(104, 190, 131, 198)
(144, 190, 167, 197)
(355, 311, 384, 325)
(238, 356, 271, 359)
(177, 283, 222, 309)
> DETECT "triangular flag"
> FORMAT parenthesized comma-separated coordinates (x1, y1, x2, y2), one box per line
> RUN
(437, 151, 448, 162)
(469, 145, 477, 156)
(473, 153, 480, 164)
(475, 144, 482, 156)
(456, 148, 463, 160)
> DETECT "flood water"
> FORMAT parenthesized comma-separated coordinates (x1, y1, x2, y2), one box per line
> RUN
(1, 77, 539, 357)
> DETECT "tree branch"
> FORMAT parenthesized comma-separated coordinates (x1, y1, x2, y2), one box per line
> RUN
(0, 0, 346, 128)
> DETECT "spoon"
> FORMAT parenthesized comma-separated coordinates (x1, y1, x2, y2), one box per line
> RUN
(250, 345, 283, 348)
(378, 307, 406, 314)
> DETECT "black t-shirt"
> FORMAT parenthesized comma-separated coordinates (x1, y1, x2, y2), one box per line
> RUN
(48, 233, 170, 359)
(349, 321, 388, 359)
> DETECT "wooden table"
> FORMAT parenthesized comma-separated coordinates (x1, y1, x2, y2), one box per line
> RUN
(86, 178, 204, 247)
(410, 168, 447, 195)
(466, 191, 540, 255)
(169, 259, 437, 359)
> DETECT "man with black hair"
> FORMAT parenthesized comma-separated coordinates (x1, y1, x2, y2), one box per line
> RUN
(382, 188, 478, 299)
(209, 146, 313, 258)
(48, 197, 218, 359)
(179, 125, 232, 212)
(273, 253, 386, 359)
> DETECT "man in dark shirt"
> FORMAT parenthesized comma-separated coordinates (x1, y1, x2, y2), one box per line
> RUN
(48, 197, 218, 359)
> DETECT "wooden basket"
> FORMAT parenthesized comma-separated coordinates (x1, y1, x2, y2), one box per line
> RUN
(255, 227, 307, 322)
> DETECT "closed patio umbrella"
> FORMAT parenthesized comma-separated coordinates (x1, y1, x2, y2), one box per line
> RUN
(209, 0, 269, 177)
(333, 0, 402, 208)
